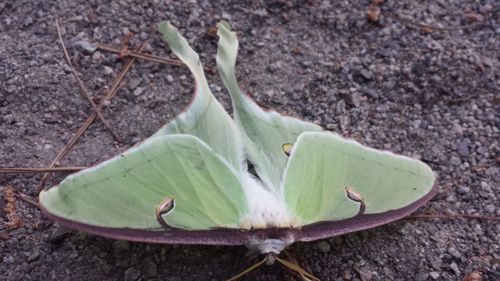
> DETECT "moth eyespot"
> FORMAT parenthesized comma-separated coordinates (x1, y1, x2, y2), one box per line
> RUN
(156, 197, 175, 217)
(282, 143, 294, 156)
(344, 186, 363, 203)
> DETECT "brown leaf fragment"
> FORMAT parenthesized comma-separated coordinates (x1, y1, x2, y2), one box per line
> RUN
(0, 231, 9, 240)
(206, 26, 218, 38)
(2, 186, 23, 229)
(342, 269, 352, 280)
(366, 4, 381, 23)
(463, 271, 481, 281)
(121, 32, 134, 46)
(420, 26, 434, 34)
(465, 12, 484, 23)
(118, 47, 129, 59)
(290, 47, 302, 55)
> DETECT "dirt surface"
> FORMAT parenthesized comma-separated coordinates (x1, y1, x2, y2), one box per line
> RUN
(1, 1, 499, 280)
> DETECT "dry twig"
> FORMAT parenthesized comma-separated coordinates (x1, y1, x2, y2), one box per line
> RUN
(37, 42, 148, 193)
(97, 43, 185, 67)
(97, 43, 215, 74)
(55, 19, 121, 141)
(13, 192, 41, 210)
(0, 167, 85, 174)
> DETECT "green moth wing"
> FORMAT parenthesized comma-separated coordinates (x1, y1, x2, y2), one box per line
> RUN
(216, 21, 323, 191)
(155, 21, 242, 171)
(284, 132, 436, 225)
(40, 135, 248, 230)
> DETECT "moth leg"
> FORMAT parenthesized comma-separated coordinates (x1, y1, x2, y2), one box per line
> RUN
(276, 253, 319, 281)
(226, 256, 267, 281)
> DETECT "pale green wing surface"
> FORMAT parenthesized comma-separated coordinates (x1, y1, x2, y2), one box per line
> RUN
(40, 135, 247, 230)
(284, 132, 436, 224)
(216, 21, 322, 191)
(155, 21, 242, 171)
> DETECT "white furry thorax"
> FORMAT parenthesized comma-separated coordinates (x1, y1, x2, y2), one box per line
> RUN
(238, 173, 298, 229)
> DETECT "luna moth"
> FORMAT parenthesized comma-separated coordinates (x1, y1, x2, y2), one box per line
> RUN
(39, 21, 437, 278)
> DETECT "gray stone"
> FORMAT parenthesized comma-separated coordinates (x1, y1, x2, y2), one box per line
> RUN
(267, 62, 281, 73)
(349, 91, 362, 107)
(484, 204, 495, 214)
(457, 139, 470, 157)
(124, 267, 140, 281)
(113, 240, 130, 254)
(449, 156, 461, 166)
(472, 224, 484, 236)
(457, 186, 470, 194)
(69, 251, 79, 259)
(103, 66, 113, 75)
(415, 272, 428, 281)
(133, 87, 145, 96)
(336, 100, 346, 114)
(3, 255, 14, 264)
(354, 265, 372, 281)
(450, 262, 461, 275)
(142, 257, 157, 278)
(447, 245, 461, 259)
(485, 167, 497, 177)
(75, 40, 97, 54)
(129, 78, 141, 90)
(28, 251, 40, 262)
(6, 85, 16, 93)
(360, 69, 373, 80)
(316, 241, 331, 253)
(429, 271, 440, 279)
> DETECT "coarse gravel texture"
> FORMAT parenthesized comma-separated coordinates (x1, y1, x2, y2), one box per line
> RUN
(1, 1, 499, 280)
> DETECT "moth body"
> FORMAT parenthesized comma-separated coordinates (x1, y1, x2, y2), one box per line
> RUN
(246, 237, 294, 255)
(239, 173, 298, 229)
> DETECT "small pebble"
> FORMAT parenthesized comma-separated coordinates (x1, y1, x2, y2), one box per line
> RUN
(415, 272, 428, 281)
(142, 257, 157, 278)
(450, 262, 461, 275)
(133, 87, 145, 96)
(75, 40, 97, 54)
(124, 267, 140, 281)
(103, 66, 114, 75)
(316, 241, 331, 253)
(447, 245, 461, 259)
(129, 78, 141, 89)
(429, 271, 440, 279)
(28, 251, 40, 262)
(113, 240, 130, 254)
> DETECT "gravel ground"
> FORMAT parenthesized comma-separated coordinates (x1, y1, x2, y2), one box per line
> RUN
(1, 1, 499, 280)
